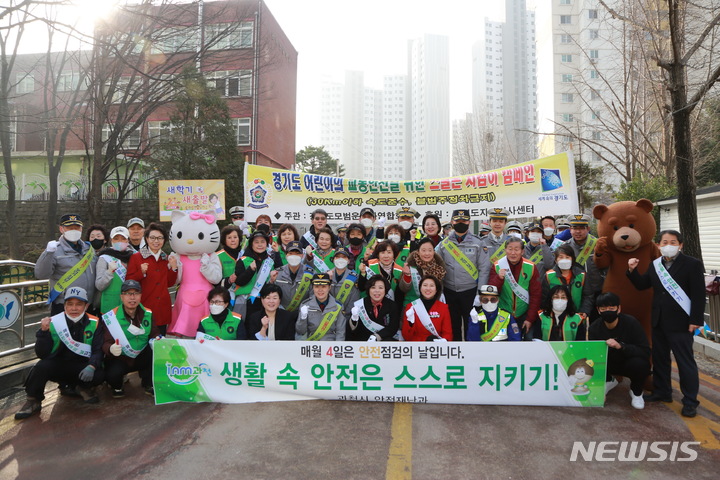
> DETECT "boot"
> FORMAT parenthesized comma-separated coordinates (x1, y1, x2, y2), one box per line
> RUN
(14, 397, 42, 420)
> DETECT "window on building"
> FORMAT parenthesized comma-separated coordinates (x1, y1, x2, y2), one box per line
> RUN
(108, 77, 133, 104)
(589, 29, 599, 40)
(232, 117, 251, 146)
(58, 71, 83, 92)
(592, 130, 602, 140)
(590, 49, 599, 59)
(206, 70, 252, 97)
(588, 9, 598, 19)
(560, 0, 571, 4)
(560, 34, 573, 44)
(147, 121, 172, 144)
(102, 124, 141, 150)
(590, 91, 601, 100)
(154, 27, 198, 54)
(206, 21, 253, 50)
(562, 74, 573, 83)
(562, 113, 575, 122)
(561, 93, 574, 103)
(591, 111, 600, 120)
(560, 15, 572, 24)
(561, 54, 573, 63)
(590, 69, 599, 79)
(15, 74, 34, 94)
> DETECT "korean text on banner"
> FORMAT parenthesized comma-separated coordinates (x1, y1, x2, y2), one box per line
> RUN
(159, 179, 226, 221)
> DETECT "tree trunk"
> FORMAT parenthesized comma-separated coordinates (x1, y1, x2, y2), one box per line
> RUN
(47, 160, 60, 241)
(1, 153, 18, 258)
(670, 64, 703, 266)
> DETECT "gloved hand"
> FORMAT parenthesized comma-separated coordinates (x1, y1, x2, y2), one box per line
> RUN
(433, 338, 448, 343)
(405, 307, 415, 325)
(109, 339, 122, 357)
(377, 216, 386, 227)
(473, 294, 481, 307)
(46, 240, 59, 252)
(367, 334, 377, 342)
(200, 253, 210, 266)
(300, 305, 309, 320)
(470, 309, 479, 323)
(107, 260, 118, 272)
(305, 245, 314, 256)
(351, 306, 360, 321)
(149, 335, 163, 350)
(78, 365, 95, 382)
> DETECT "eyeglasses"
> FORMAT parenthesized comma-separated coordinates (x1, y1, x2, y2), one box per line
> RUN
(209, 301, 227, 306)
(231, 215, 244, 219)
(121, 292, 141, 297)
(147, 236, 164, 241)
(481, 297, 499, 304)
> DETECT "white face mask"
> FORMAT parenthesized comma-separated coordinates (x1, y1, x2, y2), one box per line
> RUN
(483, 302, 498, 313)
(528, 232, 542, 243)
(552, 299, 568, 313)
(399, 220, 412, 230)
(509, 232, 522, 239)
(360, 218, 373, 228)
(209, 304, 226, 315)
(112, 242, 128, 251)
(286, 255, 302, 267)
(334, 258, 349, 270)
(387, 234, 401, 244)
(233, 220, 244, 227)
(63, 230, 82, 243)
(127, 323, 145, 336)
(660, 245, 680, 258)
(543, 227, 555, 237)
(557, 258, 573, 270)
(66, 312, 85, 323)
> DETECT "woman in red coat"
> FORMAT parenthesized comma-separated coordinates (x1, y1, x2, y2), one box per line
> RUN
(402, 275, 453, 342)
(126, 223, 178, 335)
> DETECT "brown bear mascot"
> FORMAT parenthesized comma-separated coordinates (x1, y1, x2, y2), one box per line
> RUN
(592, 199, 660, 342)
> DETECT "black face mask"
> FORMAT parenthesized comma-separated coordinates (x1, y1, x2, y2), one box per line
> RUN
(348, 236, 364, 246)
(453, 223, 469, 234)
(90, 239, 105, 250)
(600, 310, 618, 323)
(256, 224, 270, 234)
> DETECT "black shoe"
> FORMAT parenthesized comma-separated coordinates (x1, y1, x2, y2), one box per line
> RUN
(144, 386, 155, 397)
(78, 387, 99, 404)
(643, 392, 672, 403)
(112, 388, 125, 399)
(59, 385, 81, 397)
(681, 405, 697, 418)
(14, 398, 42, 420)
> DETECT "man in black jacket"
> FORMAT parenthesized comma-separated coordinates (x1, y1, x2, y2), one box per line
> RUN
(15, 287, 105, 420)
(627, 230, 705, 417)
(589, 292, 651, 410)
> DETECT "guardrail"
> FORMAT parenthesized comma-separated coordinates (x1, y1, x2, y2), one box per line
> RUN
(0, 259, 49, 359)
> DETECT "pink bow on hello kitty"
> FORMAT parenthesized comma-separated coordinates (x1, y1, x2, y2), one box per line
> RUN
(189, 212, 216, 224)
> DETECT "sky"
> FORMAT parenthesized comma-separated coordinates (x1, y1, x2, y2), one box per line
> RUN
(263, 0, 508, 149)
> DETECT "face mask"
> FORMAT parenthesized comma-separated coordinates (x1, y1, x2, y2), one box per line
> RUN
(112, 242, 128, 252)
(387, 234, 401, 244)
(90, 239, 105, 250)
(600, 310, 618, 323)
(286, 255, 302, 267)
(557, 258, 573, 270)
(348, 237, 364, 246)
(233, 220, 245, 227)
(528, 232, 542, 243)
(509, 232, 522, 239)
(63, 230, 82, 243)
(660, 245, 680, 258)
(360, 218, 373, 228)
(483, 302, 498, 313)
(552, 299, 568, 312)
(544, 227, 555, 237)
(209, 304, 226, 315)
(399, 221, 412, 230)
(256, 224, 270, 234)
(453, 223, 469, 234)
(334, 258, 349, 270)
(127, 323, 145, 336)
(66, 312, 85, 323)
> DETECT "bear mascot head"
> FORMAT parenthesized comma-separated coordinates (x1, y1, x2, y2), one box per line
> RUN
(592, 199, 659, 342)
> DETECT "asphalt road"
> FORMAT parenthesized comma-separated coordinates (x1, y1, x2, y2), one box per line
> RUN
(1, 357, 719, 480)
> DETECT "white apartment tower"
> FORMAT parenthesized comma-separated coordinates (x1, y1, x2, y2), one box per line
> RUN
(382, 75, 410, 180)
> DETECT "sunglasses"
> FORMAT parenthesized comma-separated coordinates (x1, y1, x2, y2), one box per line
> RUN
(481, 297, 499, 304)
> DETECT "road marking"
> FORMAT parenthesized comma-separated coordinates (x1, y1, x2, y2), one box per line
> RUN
(672, 361, 720, 389)
(668, 379, 720, 449)
(386, 403, 412, 480)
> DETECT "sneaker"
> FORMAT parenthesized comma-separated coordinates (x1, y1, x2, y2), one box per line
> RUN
(630, 391, 645, 410)
(14, 398, 42, 420)
(78, 386, 99, 404)
(605, 377, 619, 394)
(59, 385, 81, 397)
(681, 405, 697, 418)
(112, 388, 125, 399)
(144, 386, 155, 397)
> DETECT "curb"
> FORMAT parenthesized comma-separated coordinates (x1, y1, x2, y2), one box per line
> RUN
(693, 336, 720, 362)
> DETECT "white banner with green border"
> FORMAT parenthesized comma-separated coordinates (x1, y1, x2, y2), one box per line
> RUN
(152, 340, 607, 407)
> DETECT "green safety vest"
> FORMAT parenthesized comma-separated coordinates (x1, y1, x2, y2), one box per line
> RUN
(496, 259, 535, 318)
(49, 314, 99, 354)
(539, 312, 584, 341)
(395, 242, 411, 268)
(113, 306, 153, 351)
(478, 309, 512, 342)
(217, 250, 238, 278)
(100, 272, 124, 314)
(545, 270, 586, 312)
(199, 311, 243, 340)
(236, 256, 261, 295)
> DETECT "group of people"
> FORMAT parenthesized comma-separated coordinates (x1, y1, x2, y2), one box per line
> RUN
(15, 204, 705, 419)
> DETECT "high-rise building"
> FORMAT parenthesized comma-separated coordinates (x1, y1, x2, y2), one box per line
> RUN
(381, 75, 410, 180)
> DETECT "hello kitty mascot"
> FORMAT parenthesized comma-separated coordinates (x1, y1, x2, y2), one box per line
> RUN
(168, 210, 223, 337)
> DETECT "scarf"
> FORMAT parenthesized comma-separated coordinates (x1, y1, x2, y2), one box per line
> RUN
(409, 251, 446, 281)
(99, 247, 134, 264)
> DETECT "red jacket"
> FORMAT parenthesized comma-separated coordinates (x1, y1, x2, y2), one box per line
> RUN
(126, 250, 178, 326)
(402, 300, 453, 341)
